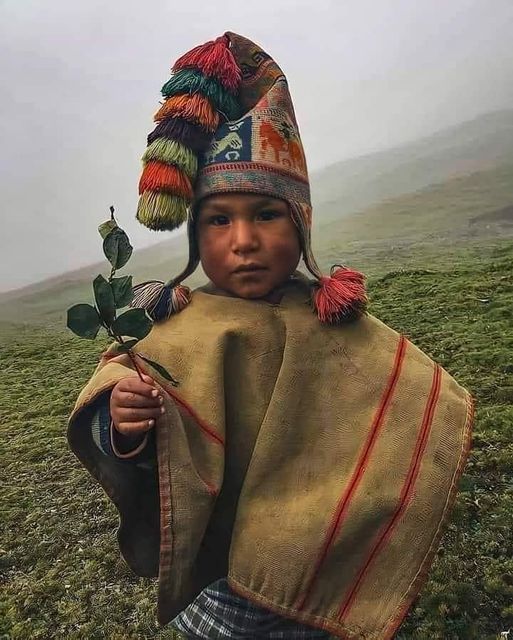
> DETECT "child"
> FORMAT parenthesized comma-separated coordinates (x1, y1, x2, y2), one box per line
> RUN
(68, 33, 473, 639)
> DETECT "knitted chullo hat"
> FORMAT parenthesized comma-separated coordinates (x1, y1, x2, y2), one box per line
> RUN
(132, 32, 367, 324)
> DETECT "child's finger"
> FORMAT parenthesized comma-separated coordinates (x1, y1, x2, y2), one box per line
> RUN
(116, 406, 165, 422)
(115, 419, 155, 437)
(140, 373, 158, 394)
(118, 390, 163, 408)
(116, 377, 162, 402)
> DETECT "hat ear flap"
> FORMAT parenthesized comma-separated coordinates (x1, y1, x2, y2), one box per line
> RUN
(136, 35, 241, 232)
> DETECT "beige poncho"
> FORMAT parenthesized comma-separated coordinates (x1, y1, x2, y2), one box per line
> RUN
(68, 275, 473, 639)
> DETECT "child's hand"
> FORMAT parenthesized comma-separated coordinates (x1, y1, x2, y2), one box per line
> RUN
(110, 374, 165, 437)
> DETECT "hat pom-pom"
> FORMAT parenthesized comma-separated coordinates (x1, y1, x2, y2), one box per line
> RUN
(312, 266, 368, 324)
(131, 280, 191, 322)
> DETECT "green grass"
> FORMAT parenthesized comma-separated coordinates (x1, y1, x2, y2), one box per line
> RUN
(1, 242, 513, 639)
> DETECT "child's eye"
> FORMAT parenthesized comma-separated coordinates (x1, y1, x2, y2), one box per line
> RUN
(258, 210, 280, 221)
(207, 214, 229, 226)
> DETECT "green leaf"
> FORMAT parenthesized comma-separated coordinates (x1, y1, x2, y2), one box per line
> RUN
(137, 354, 178, 386)
(110, 339, 139, 354)
(67, 304, 102, 339)
(111, 275, 133, 308)
(93, 274, 116, 324)
(112, 308, 152, 340)
(98, 218, 118, 240)
(103, 228, 133, 270)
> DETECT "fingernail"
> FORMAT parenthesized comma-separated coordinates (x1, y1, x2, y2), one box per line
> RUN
(148, 419, 155, 427)
(160, 406, 165, 414)
(158, 396, 164, 404)
(151, 389, 158, 397)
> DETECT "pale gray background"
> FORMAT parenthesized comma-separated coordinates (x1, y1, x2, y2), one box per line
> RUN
(1, 0, 512, 292)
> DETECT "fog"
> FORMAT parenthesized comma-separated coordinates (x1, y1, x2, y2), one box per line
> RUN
(1, 0, 512, 292)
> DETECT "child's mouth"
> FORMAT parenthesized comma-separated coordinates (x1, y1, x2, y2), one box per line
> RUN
(233, 264, 268, 274)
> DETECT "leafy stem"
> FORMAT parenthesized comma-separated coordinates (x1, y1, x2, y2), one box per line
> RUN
(66, 206, 178, 385)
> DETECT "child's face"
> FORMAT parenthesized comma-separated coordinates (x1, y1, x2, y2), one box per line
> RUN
(196, 193, 301, 300)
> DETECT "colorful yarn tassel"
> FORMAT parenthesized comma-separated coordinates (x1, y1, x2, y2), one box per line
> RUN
(136, 191, 189, 231)
(131, 281, 191, 321)
(154, 94, 220, 132)
(161, 69, 240, 120)
(172, 34, 242, 92)
(312, 266, 368, 324)
(139, 161, 193, 199)
(142, 138, 198, 180)
(147, 117, 212, 153)
(137, 33, 242, 239)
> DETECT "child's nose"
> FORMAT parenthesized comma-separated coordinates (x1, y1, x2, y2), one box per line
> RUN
(231, 221, 259, 253)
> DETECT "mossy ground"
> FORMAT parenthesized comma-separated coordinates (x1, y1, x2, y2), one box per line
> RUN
(1, 243, 512, 639)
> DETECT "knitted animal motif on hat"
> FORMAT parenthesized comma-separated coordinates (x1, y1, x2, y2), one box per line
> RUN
(132, 32, 367, 324)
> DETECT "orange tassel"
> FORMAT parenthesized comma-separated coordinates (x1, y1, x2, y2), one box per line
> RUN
(172, 34, 242, 93)
(154, 94, 220, 132)
(138, 161, 193, 199)
(312, 266, 368, 324)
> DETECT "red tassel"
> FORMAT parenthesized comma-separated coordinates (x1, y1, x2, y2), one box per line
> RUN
(312, 266, 368, 324)
(171, 284, 192, 313)
(172, 35, 242, 93)
(138, 161, 193, 198)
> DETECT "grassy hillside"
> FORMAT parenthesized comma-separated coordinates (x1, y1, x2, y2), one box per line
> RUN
(1, 112, 512, 638)
(313, 162, 513, 276)
(1, 242, 512, 639)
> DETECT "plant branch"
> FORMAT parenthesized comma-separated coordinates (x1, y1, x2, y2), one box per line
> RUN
(116, 335, 145, 381)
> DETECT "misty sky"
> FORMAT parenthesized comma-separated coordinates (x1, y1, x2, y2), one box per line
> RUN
(1, 0, 512, 292)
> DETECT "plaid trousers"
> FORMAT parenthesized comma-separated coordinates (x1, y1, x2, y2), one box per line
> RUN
(169, 578, 333, 639)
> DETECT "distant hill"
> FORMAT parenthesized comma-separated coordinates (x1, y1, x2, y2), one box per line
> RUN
(1, 110, 512, 326)
(310, 109, 513, 223)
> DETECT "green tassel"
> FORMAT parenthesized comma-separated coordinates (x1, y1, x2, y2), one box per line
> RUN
(136, 191, 189, 231)
(161, 69, 240, 121)
(142, 138, 198, 180)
